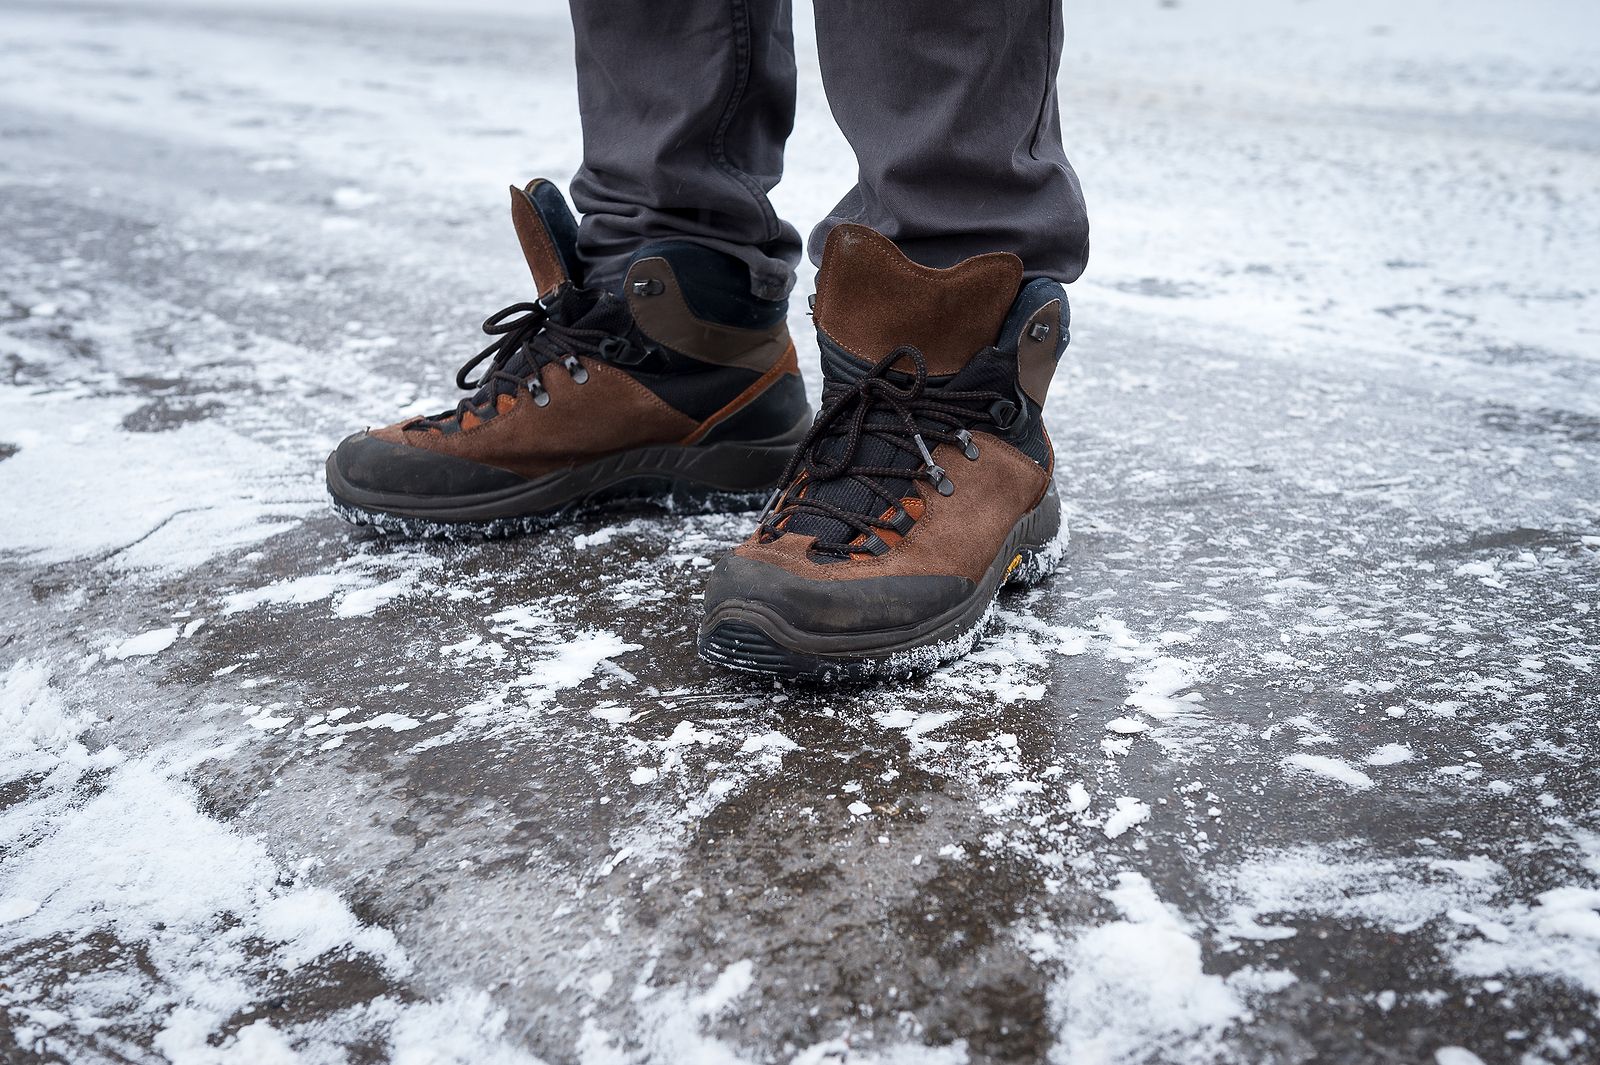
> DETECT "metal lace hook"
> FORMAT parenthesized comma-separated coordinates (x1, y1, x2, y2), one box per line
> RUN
(913, 433, 954, 496)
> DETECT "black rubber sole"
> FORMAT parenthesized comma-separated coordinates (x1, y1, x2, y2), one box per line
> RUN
(697, 483, 1066, 683)
(326, 414, 809, 540)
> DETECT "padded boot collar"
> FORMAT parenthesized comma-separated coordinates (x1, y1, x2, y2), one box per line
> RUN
(509, 178, 582, 297)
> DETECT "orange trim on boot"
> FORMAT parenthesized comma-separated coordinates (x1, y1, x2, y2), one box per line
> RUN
(679, 340, 800, 446)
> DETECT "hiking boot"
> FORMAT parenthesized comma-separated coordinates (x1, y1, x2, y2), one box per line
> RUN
(326, 179, 811, 537)
(697, 223, 1070, 681)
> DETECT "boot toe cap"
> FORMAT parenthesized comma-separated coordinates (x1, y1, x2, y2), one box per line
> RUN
(702, 553, 974, 637)
(329, 430, 526, 500)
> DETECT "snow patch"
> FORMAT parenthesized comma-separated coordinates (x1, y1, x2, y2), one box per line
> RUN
(223, 571, 368, 613)
(107, 626, 181, 660)
(0, 714, 547, 1063)
(0, 660, 95, 775)
(1103, 797, 1152, 839)
(1123, 656, 1204, 721)
(1455, 886, 1600, 998)
(740, 731, 798, 755)
(333, 574, 420, 618)
(1366, 743, 1414, 766)
(0, 387, 306, 573)
(875, 707, 960, 740)
(1434, 1048, 1487, 1065)
(1050, 873, 1240, 1064)
(694, 959, 755, 1016)
(464, 608, 642, 716)
(1282, 753, 1375, 790)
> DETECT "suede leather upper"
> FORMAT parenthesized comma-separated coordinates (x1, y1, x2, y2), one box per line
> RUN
(703, 223, 1065, 639)
(728, 428, 1050, 585)
(331, 178, 807, 496)
(811, 224, 1023, 375)
(367, 357, 699, 482)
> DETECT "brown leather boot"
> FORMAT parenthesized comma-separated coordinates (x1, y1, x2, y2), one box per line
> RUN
(326, 180, 811, 537)
(698, 224, 1070, 681)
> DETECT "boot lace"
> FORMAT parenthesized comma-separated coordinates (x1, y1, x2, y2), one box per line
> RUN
(425, 299, 626, 424)
(758, 346, 1010, 556)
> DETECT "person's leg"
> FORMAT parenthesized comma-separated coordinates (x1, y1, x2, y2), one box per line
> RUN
(325, 2, 815, 537)
(698, 0, 1085, 678)
(807, 0, 1088, 283)
(567, 0, 802, 300)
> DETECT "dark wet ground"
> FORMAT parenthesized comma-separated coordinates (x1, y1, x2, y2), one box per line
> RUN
(1, 2, 1598, 1063)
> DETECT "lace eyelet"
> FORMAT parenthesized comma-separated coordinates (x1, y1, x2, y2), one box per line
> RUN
(530, 379, 551, 407)
(989, 399, 1020, 430)
(562, 355, 589, 384)
(954, 429, 980, 461)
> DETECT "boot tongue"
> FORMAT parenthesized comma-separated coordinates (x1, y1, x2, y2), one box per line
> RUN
(509, 179, 582, 297)
(783, 226, 1025, 549)
(811, 223, 1023, 378)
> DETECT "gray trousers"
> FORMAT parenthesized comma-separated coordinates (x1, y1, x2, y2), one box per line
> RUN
(567, 0, 1090, 300)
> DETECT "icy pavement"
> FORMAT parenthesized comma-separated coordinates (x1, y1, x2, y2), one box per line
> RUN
(1, 0, 1598, 1062)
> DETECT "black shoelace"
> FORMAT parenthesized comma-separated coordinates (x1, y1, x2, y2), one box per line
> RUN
(434, 299, 623, 422)
(759, 345, 1010, 556)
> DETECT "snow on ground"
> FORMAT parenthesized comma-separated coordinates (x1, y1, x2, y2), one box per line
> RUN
(1, 0, 1598, 1062)
(0, 660, 548, 1064)
(1047, 873, 1242, 1064)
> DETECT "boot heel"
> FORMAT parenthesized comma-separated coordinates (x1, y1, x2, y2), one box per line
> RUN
(1004, 484, 1068, 588)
